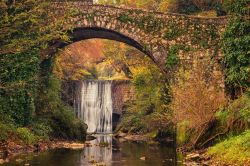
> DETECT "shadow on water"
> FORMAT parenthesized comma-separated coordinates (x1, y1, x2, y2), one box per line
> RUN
(3, 135, 180, 166)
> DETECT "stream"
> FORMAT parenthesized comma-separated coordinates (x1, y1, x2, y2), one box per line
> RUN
(3, 135, 180, 166)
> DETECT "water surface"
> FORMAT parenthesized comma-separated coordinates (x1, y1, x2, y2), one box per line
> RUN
(3, 135, 178, 166)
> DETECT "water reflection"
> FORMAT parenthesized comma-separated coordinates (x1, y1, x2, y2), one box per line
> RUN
(81, 135, 113, 165)
(3, 135, 178, 166)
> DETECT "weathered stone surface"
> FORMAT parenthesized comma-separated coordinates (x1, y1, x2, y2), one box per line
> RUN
(50, 2, 227, 97)
(112, 80, 134, 115)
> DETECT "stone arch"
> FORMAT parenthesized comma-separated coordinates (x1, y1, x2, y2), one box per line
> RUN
(69, 27, 152, 58)
(44, 2, 228, 94)
(46, 27, 163, 70)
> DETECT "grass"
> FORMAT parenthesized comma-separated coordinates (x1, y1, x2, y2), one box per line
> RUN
(207, 130, 250, 165)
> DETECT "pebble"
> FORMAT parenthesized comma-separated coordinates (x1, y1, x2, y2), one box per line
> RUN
(140, 156, 146, 160)
(16, 158, 24, 163)
(0, 159, 5, 164)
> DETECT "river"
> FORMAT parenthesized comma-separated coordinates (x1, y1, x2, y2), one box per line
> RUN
(3, 134, 180, 166)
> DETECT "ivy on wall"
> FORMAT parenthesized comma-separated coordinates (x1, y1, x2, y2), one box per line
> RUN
(118, 12, 164, 33)
(0, 49, 40, 125)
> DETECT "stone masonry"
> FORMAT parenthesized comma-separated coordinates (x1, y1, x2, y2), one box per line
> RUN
(51, 2, 228, 96)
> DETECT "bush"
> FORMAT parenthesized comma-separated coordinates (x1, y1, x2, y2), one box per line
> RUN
(215, 94, 250, 135)
(31, 120, 52, 140)
(172, 63, 226, 148)
(16, 127, 36, 145)
(116, 112, 148, 134)
(0, 123, 15, 142)
(48, 106, 87, 141)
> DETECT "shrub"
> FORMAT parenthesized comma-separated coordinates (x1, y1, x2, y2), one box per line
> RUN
(48, 106, 87, 141)
(116, 112, 148, 134)
(31, 120, 52, 140)
(215, 94, 250, 135)
(0, 123, 15, 142)
(171, 63, 226, 148)
(16, 127, 36, 145)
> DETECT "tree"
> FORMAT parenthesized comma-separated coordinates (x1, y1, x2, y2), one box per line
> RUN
(222, 0, 250, 97)
(0, 0, 70, 55)
(0, 0, 72, 125)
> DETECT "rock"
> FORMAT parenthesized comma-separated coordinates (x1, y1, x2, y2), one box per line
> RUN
(64, 143, 85, 149)
(0, 159, 5, 164)
(16, 158, 24, 163)
(52, 142, 85, 150)
(140, 156, 146, 160)
(96, 162, 106, 166)
(35, 143, 48, 151)
(89, 159, 97, 164)
(86, 135, 96, 141)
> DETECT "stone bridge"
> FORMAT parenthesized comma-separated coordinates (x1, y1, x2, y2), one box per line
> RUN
(51, 2, 228, 94)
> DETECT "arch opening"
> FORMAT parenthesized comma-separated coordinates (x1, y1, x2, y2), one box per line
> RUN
(50, 27, 153, 60)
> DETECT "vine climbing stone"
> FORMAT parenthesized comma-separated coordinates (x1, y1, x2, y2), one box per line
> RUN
(50, 1, 228, 96)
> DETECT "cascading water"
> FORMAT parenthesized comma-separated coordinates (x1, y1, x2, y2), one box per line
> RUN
(74, 81, 113, 133)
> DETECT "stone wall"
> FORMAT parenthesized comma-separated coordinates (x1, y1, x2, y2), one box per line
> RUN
(111, 80, 134, 115)
(52, 2, 228, 98)
(61, 80, 134, 115)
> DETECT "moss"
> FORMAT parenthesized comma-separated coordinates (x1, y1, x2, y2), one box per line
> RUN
(118, 12, 164, 33)
(163, 22, 185, 40)
(176, 121, 190, 146)
(165, 44, 190, 69)
(87, 12, 95, 23)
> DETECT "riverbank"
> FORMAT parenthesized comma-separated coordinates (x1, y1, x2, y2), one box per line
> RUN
(1, 134, 178, 166)
(184, 130, 250, 166)
(0, 140, 85, 165)
(0, 133, 152, 165)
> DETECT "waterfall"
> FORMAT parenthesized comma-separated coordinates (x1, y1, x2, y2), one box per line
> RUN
(74, 81, 113, 134)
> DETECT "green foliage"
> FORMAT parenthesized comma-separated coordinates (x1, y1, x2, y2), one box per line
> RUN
(117, 112, 148, 134)
(207, 130, 250, 165)
(176, 121, 190, 146)
(118, 13, 163, 33)
(0, 0, 87, 143)
(163, 23, 184, 40)
(0, 49, 40, 125)
(214, 94, 249, 140)
(16, 127, 36, 145)
(31, 120, 52, 140)
(223, 0, 250, 16)
(0, 0, 70, 54)
(117, 65, 173, 134)
(48, 107, 87, 141)
(0, 123, 15, 142)
(223, 16, 250, 91)
(165, 45, 181, 69)
(36, 68, 87, 141)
